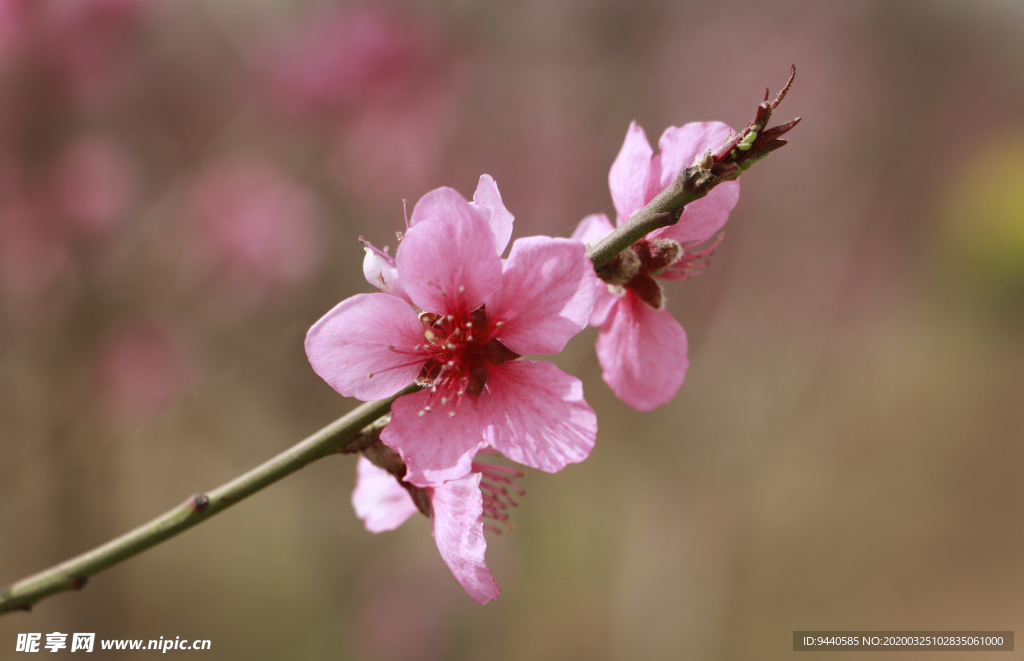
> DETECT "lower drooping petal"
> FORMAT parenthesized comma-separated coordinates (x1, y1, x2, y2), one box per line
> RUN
(352, 456, 418, 533)
(305, 293, 427, 400)
(595, 291, 689, 411)
(430, 472, 499, 604)
(486, 237, 596, 356)
(383, 389, 488, 488)
(478, 360, 596, 473)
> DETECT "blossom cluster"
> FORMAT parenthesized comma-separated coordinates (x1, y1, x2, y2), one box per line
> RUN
(306, 122, 741, 603)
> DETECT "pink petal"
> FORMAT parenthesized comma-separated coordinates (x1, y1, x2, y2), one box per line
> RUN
(589, 285, 620, 327)
(569, 213, 619, 327)
(485, 237, 596, 356)
(408, 186, 483, 228)
(398, 190, 503, 315)
(649, 181, 740, 245)
(469, 174, 514, 256)
(643, 153, 664, 205)
(608, 121, 653, 225)
(352, 456, 418, 533)
(430, 472, 499, 604)
(305, 293, 426, 400)
(570, 212, 614, 245)
(383, 389, 487, 488)
(478, 360, 596, 473)
(595, 292, 689, 411)
(656, 122, 734, 191)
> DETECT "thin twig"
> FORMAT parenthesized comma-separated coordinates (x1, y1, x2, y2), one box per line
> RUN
(586, 165, 721, 268)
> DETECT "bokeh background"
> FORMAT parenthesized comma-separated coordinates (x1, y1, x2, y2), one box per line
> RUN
(2, 0, 1023, 659)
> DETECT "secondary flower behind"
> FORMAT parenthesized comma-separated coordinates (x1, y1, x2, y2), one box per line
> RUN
(306, 181, 598, 487)
(352, 450, 524, 604)
(573, 121, 741, 411)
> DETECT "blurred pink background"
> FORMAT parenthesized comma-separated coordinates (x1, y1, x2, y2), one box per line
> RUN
(2, 0, 1024, 659)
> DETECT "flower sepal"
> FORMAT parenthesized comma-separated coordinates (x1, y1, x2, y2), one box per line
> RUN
(709, 65, 801, 181)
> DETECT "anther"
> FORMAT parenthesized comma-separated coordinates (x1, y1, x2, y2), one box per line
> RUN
(448, 411, 456, 417)
(418, 410, 425, 417)
(459, 285, 466, 293)
(441, 397, 448, 404)
(495, 321, 504, 327)
(367, 373, 374, 379)
(424, 406, 432, 412)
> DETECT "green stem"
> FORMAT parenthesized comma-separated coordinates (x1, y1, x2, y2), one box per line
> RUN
(586, 165, 721, 268)
(0, 158, 729, 617)
(0, 384, 421, 615)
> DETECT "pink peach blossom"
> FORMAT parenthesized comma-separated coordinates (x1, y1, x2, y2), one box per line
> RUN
(352, 454, 525, 604)
(573, 122, 740, 410)
(307, 183, 597, 487)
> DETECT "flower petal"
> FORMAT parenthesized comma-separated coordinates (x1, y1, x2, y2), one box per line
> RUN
(649, 181, 739, 245)
(595, 291, 688, 411)
(479, 360, 596, 473)
(589, 285, 620, 327)
(383, 389, 487, 488)
(650, 122, 740, 244)
(430, 472, 499, 604)
(486, 237, 596, 356)
(352, 456, 418, 533)
(305, 293, 426, 400)
(569, 213, 619, 327)
(469, 174, 514, 257)
(398, 190, 503, 315)
(570, 212, 614, 246)
(608, 121, 653, 225)
(657, 122, 734, 190)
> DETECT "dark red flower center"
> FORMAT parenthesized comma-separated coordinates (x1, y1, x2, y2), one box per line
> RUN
(408, 306, 518, 415)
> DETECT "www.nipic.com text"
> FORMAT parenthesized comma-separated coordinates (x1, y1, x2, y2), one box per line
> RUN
(16, 633, 212, 653)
